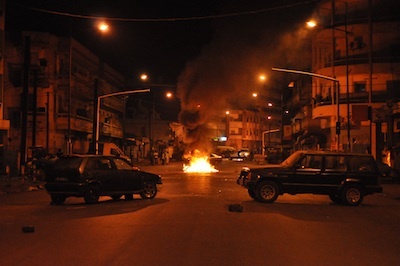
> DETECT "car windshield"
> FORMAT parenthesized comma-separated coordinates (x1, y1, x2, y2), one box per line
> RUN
(52, 157, 83, 171)
(280, 151, 305, 167)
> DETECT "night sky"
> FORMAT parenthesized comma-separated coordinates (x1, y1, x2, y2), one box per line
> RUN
(6, 0, 318, 123)
(6, 0, 317, 83)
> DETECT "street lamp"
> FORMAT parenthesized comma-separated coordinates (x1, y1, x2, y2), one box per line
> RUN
(95, 89, 150, 154)
(271, 67, 341, 150)
(307, 3, 353, 150)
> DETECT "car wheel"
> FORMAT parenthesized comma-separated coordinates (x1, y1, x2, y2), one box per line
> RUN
(248, 189, 256, 199)
(125, 194, 134, 200)
(84, 185, 100, 204)
(329, 194, 342, 204)
(51, 194, 66, 205)
(341, 185, 363, 206)
(111, 194, 122, 201)
(140, 182, 157, 199)
(255, 180, 279, 203)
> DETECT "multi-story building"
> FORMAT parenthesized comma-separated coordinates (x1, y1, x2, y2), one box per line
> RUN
(4, 31, 125, 173)
(0, 0, 10, 173)
(307, 0, 400, 162)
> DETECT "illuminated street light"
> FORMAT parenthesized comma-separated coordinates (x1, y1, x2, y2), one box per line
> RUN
(140, 73, 148, 81)
(307, 8, 353, 150)
(259, 74, 267, 81)
(306, 20, 317, 28)
(252, 92, 258, 98)
(97, 21, 110, 33)
(166, 92, 173, 98)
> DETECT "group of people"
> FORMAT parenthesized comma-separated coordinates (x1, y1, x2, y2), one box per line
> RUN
(149, 147, 170, 165)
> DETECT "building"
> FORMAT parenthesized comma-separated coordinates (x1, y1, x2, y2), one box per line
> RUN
(4, 31, 125, 173)
(307, 0, 400, 162)
(0, 0, 10, 174)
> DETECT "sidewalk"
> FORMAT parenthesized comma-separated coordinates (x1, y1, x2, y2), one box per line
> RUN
(0, 176, 45, 194)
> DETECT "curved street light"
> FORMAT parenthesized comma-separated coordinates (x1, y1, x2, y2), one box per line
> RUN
(95, 89, 150, 154)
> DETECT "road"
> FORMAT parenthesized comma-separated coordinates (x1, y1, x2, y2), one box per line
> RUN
(1, 160, 400, 265)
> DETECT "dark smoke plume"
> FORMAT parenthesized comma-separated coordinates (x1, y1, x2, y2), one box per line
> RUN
(176, 2, 315, 154)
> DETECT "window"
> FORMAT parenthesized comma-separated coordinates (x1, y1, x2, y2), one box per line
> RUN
(325, 156, 346, 171)
(298, 155, 322, 169)
(354, 82, 366, 93)
(387, 80, 400, 99)
(114, 158, 133, 170)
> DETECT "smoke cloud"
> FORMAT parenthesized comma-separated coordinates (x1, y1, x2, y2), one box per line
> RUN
(176, 2, 315, 154)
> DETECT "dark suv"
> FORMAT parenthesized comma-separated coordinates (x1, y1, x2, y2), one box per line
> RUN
(45, 155, 162, 204)
(237, 151, 383, 206)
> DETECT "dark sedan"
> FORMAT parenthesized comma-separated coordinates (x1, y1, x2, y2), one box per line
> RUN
(45, 155, 162, 204)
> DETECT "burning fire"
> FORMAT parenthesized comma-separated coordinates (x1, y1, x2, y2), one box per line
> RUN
(183, 155, 219, 173)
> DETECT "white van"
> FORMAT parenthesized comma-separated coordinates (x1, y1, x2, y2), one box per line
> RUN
(98, 142, 131, 162)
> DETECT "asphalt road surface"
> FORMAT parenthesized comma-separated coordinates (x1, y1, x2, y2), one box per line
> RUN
(1, 160, 400, 266)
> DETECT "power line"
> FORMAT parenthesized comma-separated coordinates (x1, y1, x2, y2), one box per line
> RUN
(15, 1, 318, 22)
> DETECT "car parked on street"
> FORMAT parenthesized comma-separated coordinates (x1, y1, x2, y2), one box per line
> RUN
(237, 151, 383, 206)
(45, 155, 162, 204)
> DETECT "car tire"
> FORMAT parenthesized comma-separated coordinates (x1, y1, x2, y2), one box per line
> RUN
(248, 189, 256, 199)
(111, 194, 122, 201)
(84, 185, 100, 204)
(125, 194, 134, 200)
(140, 182, 157, 199)
(329, 194, 342, 204)
(51, 194, 66, 205)
(341, 185, 364, 206)
(255, 180, 279, 203)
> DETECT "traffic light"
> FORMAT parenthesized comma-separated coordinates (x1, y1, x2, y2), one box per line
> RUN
(336, 122, 341, 135)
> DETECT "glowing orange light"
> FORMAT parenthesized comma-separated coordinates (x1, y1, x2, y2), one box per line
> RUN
(97, 22, 109, 32)
(252, 93, 258, 97)
(306, 20, 317, 28)
(140, 74, 148, 81)
(166, 92, 172, 98)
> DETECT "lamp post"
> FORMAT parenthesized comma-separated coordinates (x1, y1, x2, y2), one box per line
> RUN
(307, 1, 353, 150)
(271, 67, 341, 150)
(95, 89, 150, 154)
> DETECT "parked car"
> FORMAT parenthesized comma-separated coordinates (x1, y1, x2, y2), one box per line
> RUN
(230, 149, 251, 161)
(209, 153, 223, 165)
(237, 151, 383, 206)
(45, 155, 162, 204)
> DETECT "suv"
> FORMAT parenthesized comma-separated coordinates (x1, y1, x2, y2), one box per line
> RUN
(45, 155, 162, 204)
(237, 151, 383, 206)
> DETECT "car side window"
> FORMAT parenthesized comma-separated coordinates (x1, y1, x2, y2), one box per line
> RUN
(113, 158, 133, 170)
(85, 158, 97, 171)
(99, 159, 112, 170)
(298, 155, 322, 169)
(325, 156, 347, 171)
(347, 156, 374, 172)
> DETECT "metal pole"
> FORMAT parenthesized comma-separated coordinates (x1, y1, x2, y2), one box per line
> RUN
(368, 0, 373, 155)
(68, 38, 72, 155)
(95, 89, 150, 154)
(345, 2, 351, 151)
(271, 67, 341, 151)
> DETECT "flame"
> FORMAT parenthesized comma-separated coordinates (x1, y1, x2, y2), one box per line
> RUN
(183, 156, 219, 173)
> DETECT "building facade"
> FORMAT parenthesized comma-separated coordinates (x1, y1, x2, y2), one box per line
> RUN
(308, 0, 400, 162)
(4, 31, 125, 173)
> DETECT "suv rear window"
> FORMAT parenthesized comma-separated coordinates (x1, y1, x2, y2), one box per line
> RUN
(347, 156, 376, 172)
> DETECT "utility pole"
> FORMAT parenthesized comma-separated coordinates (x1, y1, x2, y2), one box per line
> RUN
(21, 36, 30, 171)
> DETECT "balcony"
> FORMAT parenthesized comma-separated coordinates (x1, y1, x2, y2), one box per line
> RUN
(56, 114, 92, 133)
